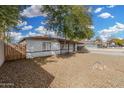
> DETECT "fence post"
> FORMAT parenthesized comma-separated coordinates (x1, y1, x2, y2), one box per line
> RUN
(0, 40, 4, 67)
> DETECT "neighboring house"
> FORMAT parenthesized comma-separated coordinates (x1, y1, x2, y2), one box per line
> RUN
(106, 40, 115, 47)
(81, 40, 97, 48)
(19, 36, 83, 59)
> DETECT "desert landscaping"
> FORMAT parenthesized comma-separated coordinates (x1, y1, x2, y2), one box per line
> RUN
(1, 5, 124, 88)
(0, 51, 124, 88)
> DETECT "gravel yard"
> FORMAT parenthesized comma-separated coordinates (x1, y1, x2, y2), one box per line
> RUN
(0, 58, 55, 88)
(0, 53, 124, 88)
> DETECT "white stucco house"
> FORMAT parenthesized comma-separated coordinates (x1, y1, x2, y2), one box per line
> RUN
(19, 36, 83, 59)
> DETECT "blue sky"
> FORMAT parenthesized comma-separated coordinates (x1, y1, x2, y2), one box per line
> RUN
(91, 5, 124, 40)
(10, 5, 124, 42)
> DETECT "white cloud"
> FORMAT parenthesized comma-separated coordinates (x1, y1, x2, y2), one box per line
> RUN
(100, 22, 124, 34)
(22, 25, 33, 30)
(35, 26, 47, 32)
(94, 7, 103, 13)
(116, 22, 124, 29)
(20, 5, 46, 18)
(18, 21, 27, 27)
(88, 7, 93, 13)
(35, 26, 49, 35)
(28, 32, 37, 36)
(28, 32, 41, 36)
(107, 5, 116, 8)
(98, 12, 114, 19)
(88, 25, 95, 29)
(9, 32, 24, 41)
(41, 21, 46, 25)
(100, 34, 112, 41)
(99, 22, 124, 41)
(35, 26, 57, 36)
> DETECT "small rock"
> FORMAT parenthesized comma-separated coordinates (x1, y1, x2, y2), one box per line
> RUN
(92, 61, 107, 71)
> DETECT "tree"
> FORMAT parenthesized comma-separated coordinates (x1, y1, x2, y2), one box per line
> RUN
(95, 36, 103, 48)
(112, 38, 124, 47)
(41, 5, 94, 40)
(0, 6, 20, 42)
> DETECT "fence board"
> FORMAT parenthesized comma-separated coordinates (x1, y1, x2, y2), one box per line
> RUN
(4, 43, 26, 61)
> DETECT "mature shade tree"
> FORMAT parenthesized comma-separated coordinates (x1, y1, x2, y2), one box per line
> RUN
(0, 6, 20, 42)
(41, 5, 94, 40)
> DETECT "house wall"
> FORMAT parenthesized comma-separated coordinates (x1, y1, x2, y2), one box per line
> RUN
(26, 39, 60, 58)
(69, 43, 74, 52)
(51, 41, 60, 55)
(60, 43, 69, 54)
(0, 40, 4, 66)
(26, 39, 78, 59)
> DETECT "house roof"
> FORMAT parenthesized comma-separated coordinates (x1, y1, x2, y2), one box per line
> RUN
(19, 36, 84, 44)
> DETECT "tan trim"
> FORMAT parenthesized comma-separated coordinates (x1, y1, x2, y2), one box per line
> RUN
(19, 36, 83, 44)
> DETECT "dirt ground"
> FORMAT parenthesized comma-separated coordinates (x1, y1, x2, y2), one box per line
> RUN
(0, 53, 124, 88)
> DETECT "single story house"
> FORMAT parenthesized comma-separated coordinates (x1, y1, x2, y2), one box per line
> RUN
(19, 36, 84, 59)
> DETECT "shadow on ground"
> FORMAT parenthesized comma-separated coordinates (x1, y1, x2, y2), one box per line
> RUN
(0, 53, 77, 88)
(0, 52, 88, 88)
(0, 60, 55, 88)
(57, 53, 76, 58)
(31, 53, 77, 65)
(32, 56, 58, 66)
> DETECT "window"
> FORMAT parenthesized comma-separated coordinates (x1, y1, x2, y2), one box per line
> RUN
(42, 42, 47, 50)
(42, 42, 51, 51)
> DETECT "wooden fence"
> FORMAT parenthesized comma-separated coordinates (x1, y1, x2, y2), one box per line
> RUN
(4, 43, 26, 61)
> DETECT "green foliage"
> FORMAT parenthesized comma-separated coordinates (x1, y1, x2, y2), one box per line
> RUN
(0, 6, 19, 41)
(112, 38, 124, 46)
(41, 5, 94, 40)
